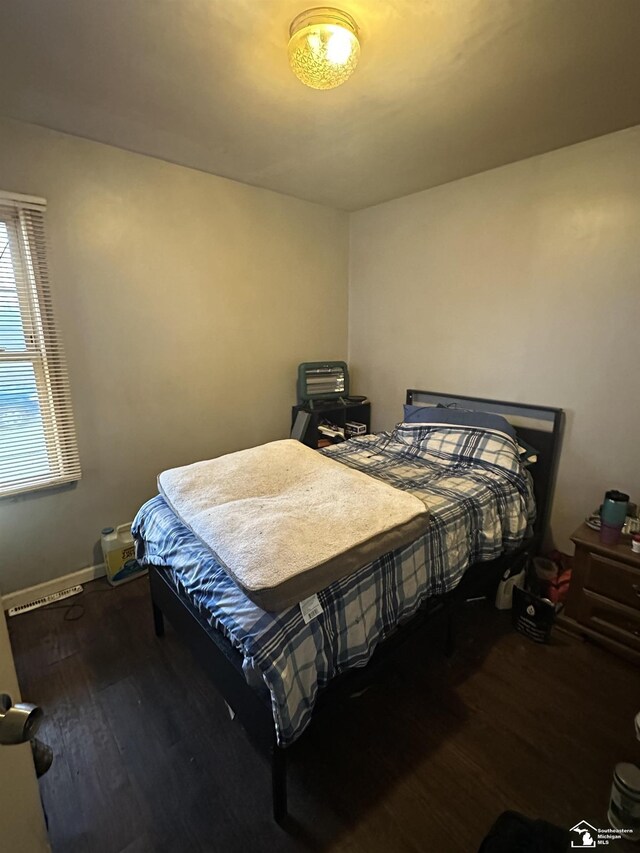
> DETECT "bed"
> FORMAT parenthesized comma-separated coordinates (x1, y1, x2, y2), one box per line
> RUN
(133, 390, 563, 823)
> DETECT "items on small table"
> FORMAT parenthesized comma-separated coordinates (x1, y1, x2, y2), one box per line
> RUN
(317, 421, 345, 442)
(291, 398, 371, 449)
(292, 361, 371, 448)
(600, 490, 632, 545)
(584, 493, 639, 540)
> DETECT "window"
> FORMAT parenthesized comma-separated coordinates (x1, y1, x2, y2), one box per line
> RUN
(0, 192, 80, 497)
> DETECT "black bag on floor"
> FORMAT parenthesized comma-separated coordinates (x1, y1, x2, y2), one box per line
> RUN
(512, 586, 556, 643)
(478, 810, 569, 852)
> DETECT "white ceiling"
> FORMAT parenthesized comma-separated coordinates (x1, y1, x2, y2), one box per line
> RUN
(1, 0, 639, 211)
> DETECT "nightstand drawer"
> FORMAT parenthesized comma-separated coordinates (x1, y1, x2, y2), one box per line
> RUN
(580, 591, 640, 652)
(584, 552, 640, 611)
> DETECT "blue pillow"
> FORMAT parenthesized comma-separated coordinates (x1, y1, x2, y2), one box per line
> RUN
(402, 404, 517, 439)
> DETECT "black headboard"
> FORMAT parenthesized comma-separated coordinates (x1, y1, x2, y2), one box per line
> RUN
(406, 390, 564, 547)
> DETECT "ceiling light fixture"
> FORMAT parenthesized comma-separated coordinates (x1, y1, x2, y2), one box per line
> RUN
(288, 7, 360, 90)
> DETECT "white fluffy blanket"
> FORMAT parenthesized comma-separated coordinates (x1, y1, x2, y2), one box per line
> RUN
(158, 439, 430, 611)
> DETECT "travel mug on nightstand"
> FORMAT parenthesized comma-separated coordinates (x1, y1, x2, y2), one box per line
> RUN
(600, 490, 629, 545)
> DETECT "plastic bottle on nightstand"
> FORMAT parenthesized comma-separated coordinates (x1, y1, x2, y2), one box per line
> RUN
(100, 524, 147, 586)
(600, 490, 629, 545)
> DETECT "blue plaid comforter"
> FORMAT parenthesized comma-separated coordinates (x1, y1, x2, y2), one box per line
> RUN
(133, 424, 534, 747)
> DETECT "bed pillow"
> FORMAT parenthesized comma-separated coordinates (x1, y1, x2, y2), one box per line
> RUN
(516, 437, 539, 465)
(403, 404, 517, 439)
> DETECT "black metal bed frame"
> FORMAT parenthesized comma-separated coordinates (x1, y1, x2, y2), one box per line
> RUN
(147, 390, 563, 823)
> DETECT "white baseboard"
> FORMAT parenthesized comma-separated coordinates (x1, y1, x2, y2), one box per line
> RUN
(2, 563, 106, 612)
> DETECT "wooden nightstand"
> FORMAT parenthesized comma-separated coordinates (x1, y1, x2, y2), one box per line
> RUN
(560, 523, 640, 664)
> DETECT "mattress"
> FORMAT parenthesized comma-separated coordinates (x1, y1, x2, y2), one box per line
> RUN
(133, 424, 535, 746)
(157, 439, 431, 611)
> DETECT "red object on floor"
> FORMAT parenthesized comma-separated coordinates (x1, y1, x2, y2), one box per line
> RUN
(535, 550, 573, 604)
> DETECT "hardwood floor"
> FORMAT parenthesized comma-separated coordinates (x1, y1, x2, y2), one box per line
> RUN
(9, 576, 640, 853)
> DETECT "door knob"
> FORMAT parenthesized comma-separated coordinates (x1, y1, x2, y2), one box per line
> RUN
(0, 693, 43, 745)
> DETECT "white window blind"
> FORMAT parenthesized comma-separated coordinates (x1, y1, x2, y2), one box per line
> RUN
(0, 191, 81, 497)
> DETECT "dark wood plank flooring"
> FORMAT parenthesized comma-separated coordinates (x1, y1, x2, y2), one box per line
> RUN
(9, 576, 640, 853)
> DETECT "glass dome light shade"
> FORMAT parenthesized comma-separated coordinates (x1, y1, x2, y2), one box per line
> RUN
(288, 8, 360, 90)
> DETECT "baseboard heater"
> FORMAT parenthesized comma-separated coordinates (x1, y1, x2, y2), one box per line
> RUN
(7, 585, 83, 617)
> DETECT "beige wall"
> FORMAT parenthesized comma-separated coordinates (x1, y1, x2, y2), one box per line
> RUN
(0, 119, 349, 594)
(2, 118, 637, 592)
(349, 126, 640, 551)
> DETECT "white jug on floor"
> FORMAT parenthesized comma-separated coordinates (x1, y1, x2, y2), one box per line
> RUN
(100, 523, 147, 586)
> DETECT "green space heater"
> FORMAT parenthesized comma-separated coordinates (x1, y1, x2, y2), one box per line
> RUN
(297, 362, 349, 404)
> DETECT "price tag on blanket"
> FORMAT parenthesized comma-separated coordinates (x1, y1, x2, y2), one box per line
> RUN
(299, 593, 323, 624)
